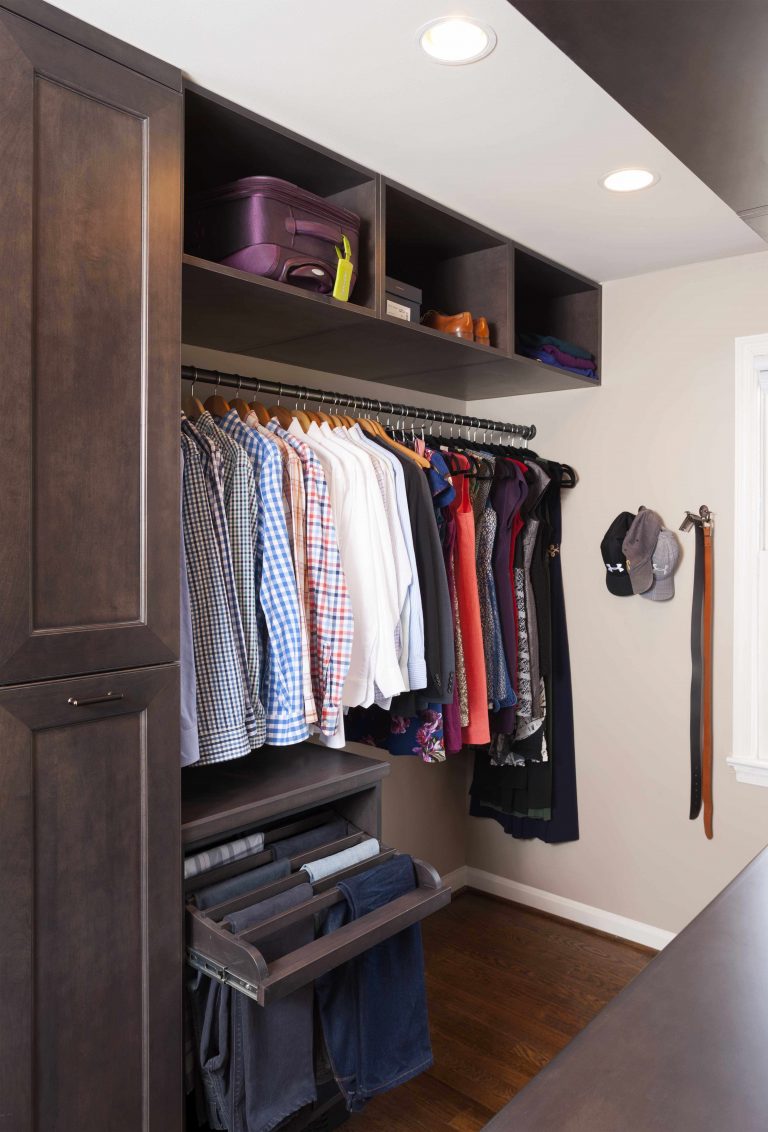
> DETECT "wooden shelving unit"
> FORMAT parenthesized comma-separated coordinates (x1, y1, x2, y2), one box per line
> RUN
(182, 82, 602, 400)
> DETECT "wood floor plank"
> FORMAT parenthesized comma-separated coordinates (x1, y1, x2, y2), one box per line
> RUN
(348, 891, 651, 1131)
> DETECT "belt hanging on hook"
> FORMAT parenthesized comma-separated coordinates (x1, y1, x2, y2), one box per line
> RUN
(680, 505, 714, 839)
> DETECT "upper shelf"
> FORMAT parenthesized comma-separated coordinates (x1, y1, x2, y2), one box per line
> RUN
(182, 83, 602, 401)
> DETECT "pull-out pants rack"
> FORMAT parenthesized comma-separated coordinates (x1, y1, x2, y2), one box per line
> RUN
(185, 813, 450, 1007)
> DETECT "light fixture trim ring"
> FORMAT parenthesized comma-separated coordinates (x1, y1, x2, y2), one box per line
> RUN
(600, 167, 660, 193)
(418, 16, 498, 65)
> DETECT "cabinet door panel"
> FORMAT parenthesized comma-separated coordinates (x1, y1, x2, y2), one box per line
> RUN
(0, 9, 181, 683)
(0, 665, 181, 1132)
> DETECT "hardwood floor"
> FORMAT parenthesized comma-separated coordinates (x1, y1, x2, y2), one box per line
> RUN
(347, 891, 653, 1132)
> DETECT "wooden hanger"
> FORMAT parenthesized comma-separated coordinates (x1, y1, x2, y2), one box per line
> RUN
(182, 371, 205, 420)
(366, 414, 431, 469)
(249, 400, 271, 425)
(269, 404, 294, 429)
(228, 379, 251, 422)
(203, 374, 231, 418)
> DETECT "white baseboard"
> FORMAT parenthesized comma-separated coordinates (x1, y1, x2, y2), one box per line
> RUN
(441, 865, 675, 951)
(441, 865, 469, 894)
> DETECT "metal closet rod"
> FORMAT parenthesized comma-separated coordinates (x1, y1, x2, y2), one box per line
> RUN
(180, 365, 537, 441)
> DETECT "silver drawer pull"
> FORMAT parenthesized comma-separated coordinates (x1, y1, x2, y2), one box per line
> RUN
(67, 692, 124, 707)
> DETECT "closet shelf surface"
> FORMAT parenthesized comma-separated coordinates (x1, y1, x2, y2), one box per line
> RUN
(181, 743, 389, 846)
(183, 83, 602, 400)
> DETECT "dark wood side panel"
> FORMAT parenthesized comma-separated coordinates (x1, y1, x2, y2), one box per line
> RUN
(0, 9, 181, 683)
(0, 665, 181, 1132)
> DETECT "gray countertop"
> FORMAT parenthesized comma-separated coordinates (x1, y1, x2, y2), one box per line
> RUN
(484, 846, 768, 1131)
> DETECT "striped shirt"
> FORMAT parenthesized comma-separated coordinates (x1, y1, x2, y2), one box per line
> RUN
(269, 420, 353, 734)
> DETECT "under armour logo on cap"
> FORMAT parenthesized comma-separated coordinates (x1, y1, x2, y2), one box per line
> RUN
(600, 511, 636, 597)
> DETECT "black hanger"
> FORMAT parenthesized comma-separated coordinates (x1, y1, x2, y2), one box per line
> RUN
(560, 463, 578, 488)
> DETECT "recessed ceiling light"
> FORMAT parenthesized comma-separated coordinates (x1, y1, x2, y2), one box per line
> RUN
(601, 168, 659, 193)
(418, 17, 497, 65)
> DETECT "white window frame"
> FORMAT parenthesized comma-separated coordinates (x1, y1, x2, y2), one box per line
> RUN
(729, 333, 768, 786)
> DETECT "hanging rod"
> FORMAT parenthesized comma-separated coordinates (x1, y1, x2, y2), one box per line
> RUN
(181, 365, 536, 441)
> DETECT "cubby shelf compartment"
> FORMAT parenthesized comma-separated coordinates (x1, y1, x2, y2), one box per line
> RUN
(184, 83, 377, 311)
(182, 84, 602, 399)
(383, 181, 512, 354)
(183, 255, 598, 399)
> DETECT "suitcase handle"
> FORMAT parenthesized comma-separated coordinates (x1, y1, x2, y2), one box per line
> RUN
(286, 216, 343, 245)
(282, 259, 334, 293)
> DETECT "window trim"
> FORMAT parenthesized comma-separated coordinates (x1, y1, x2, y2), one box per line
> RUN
(728, 333, 768, 786)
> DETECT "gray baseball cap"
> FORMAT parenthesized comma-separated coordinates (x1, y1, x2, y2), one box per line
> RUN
(641, 529, 680, 601)
(622, 506, 663, 594)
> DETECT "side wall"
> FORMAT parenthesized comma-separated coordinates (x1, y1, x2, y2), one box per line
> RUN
(466, 250, 768, 933)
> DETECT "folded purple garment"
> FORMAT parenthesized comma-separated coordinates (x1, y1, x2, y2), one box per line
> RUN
(541, 343, 595, 371)
(519, 347, 596, 379)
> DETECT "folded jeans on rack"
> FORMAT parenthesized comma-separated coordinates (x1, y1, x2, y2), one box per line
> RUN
(190, 882, 317, 1132)
(300, 838, 380, 884)
(193, 858, 291, 911)
(184, 830, 266, 880)
(222, 878, 309, 933)
(315, 854, 432, 1111)
(270, 818, 350, 860)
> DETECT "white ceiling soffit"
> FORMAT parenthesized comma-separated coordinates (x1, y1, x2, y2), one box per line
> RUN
(49, 0, 764, 281)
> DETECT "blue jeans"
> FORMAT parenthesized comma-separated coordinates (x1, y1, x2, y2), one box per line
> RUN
(315, 855, 433, 1111)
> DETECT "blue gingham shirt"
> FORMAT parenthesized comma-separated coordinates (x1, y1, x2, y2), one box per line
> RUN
(181, 419, 262, 762)
(219, 410, 308, 745)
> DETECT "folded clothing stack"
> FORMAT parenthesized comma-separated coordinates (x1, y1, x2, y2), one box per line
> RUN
(518, 332, 597, 378)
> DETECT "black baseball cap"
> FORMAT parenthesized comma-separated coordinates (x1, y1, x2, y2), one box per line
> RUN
(600, 512, 635, 596)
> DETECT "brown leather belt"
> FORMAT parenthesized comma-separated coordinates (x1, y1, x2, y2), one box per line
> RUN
(681, 506, 714, 839)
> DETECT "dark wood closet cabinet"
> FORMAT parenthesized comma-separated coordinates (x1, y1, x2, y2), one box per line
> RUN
(0, 1, 181, 685)
(0, 667, 182, 1132)
(0, 3, 184, 1130)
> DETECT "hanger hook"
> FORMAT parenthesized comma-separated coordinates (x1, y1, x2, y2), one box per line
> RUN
(191, 367, 198, 399)
(277, 382, 283, 408)
(214, 369, 220, 397)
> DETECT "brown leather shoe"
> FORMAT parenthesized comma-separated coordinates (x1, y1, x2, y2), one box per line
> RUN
(421, 310, 474, 340)
(473, 317, 490, 346)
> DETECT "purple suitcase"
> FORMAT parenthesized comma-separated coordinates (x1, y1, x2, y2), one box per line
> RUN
(186, 176, 361, 296)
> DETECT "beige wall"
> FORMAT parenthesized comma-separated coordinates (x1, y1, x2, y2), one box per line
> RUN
(467, 250, 768, 933)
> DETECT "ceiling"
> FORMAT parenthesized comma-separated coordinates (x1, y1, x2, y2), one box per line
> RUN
(48, 0, 764, 282)
(513, 1, 768, 239)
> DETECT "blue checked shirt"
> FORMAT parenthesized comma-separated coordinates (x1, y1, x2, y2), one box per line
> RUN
(218, 410, 308, 745)
(181, 420, 262, 763)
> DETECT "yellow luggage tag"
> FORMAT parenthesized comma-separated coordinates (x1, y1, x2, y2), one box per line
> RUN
(333, 235, 354, 302)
